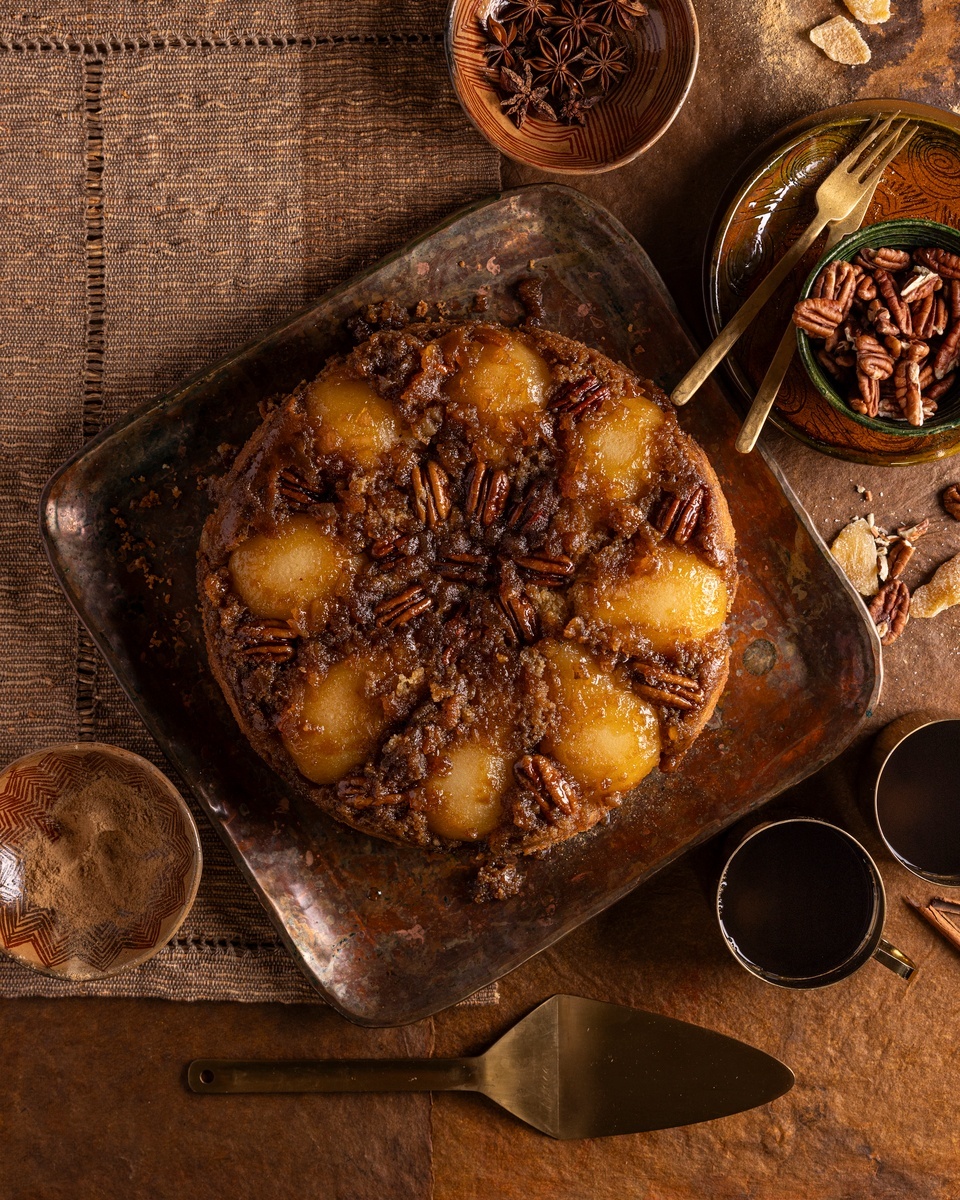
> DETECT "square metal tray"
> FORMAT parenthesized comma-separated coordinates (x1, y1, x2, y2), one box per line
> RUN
(41, 185, 881, 1025)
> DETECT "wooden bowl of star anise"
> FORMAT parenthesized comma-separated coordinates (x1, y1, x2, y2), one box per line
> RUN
(445, 0, 698, 173)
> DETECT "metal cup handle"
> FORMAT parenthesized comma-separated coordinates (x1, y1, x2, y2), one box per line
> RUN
(873, 937, 917, 981)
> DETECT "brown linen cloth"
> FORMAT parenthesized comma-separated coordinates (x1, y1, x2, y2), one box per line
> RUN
(0, 3, 501, 1002)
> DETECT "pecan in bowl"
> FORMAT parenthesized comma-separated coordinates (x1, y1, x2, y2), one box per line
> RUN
(793, 219, 960, 436)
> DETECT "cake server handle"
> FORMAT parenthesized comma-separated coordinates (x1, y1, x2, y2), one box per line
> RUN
(188, 1057, 480, 1094)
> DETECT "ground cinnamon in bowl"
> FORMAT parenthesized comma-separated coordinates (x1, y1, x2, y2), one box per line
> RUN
(0, 742, 202, 980)
(19, 776, 175, 933)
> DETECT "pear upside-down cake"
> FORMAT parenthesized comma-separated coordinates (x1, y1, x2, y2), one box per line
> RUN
(198, 320, 737, 895)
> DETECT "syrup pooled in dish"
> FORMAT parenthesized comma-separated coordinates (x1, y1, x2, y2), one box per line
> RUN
(198, 321, 737, 895)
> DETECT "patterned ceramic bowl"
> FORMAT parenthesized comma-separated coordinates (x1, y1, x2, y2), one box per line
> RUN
(445, 0, 698, 174)
(0, 742, 202, 981)
(796, 218, 960, 437)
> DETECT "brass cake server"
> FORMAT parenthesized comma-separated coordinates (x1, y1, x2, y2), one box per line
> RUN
(188, 994, 794, 1139)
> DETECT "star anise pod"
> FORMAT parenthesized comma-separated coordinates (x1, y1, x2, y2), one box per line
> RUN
(587, 0, 648, 30)
(498, 63, 557, 126)
(580, 35, 629, 92)
(559, 92, 598, 124)
(482, 17, 520, 73)
(529, 34, 583, 95)
(501, 0, 556, 37)
(547, 0, 607, 47)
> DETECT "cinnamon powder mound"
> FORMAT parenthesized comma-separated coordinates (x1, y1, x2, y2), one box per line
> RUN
(20, 775, 175, 933)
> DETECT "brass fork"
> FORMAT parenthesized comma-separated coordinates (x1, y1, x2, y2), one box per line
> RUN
(671, 115, 918, 408)
(735, 118, 919, 453)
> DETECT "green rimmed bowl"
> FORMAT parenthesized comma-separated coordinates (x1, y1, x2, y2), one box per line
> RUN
(796, 217, 960, 437)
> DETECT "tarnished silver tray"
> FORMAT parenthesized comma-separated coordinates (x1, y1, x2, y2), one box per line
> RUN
(41, 185, 880, 1025)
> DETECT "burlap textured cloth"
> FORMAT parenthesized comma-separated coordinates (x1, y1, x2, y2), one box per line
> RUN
(0, 1, 500, 1002)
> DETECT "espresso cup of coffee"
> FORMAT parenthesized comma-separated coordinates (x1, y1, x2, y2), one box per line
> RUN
(863, 713, 960, 886)
(716, 817, 916, 988)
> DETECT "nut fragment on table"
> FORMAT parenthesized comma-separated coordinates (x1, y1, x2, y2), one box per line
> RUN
(885, 537, 915, 580)
(843, 0, 891, 24)
(809, 16, 871, 64)
(868, 578, 910, 645)
(911, 551, 960, 618)
(942, 483, 960, 520)
(830, 517, 879, 594)
(831, 512, 935, 635)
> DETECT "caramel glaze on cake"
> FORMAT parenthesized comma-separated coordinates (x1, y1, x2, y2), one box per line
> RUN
(198, 321, 737, 896)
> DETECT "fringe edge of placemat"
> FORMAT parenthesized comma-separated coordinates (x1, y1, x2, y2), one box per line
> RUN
(0, 945, 500, 1007)
(0, 32, 447, 55)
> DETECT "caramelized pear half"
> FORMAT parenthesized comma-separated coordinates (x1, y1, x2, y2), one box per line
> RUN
(443, 330, 552, 435)
(573, 392, 665, 501)
(306, 371, 402, 467)
(229, 516, 355, 620)
(582, 542, 729, 652)
(425, 739, 510, 841)
(541, 640, 660, 796)
(281, 655, 390, 785)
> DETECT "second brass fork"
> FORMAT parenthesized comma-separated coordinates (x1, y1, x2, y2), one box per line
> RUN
(735, 117, 919, 453)
(671, 115, 918, 408)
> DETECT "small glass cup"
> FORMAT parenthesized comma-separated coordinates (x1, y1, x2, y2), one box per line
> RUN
(862, 712, 960, 886)
(716, 817, 916, 988)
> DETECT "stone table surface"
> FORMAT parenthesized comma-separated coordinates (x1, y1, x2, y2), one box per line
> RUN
(6, 0, 960, 1197)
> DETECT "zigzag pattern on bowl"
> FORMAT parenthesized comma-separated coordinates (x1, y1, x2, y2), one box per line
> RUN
(0, 749, 195, 972)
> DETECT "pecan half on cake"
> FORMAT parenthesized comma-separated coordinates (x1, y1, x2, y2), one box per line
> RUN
(198, 321, 737, 889)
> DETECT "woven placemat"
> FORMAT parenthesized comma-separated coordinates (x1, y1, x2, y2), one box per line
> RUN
(0, 6, 501, 1004)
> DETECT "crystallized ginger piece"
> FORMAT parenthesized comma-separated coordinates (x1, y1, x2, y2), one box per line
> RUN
(843, 0, 891, 24)
(810, 16, 871, 64)
(830, 518, 879, 595)
(910, 551, 960, 618)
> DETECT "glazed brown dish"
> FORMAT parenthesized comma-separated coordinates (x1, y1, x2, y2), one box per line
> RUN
(198, 320, 736, 894)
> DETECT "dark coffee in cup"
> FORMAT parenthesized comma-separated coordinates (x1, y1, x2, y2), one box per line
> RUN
(719, 821, 876, 981)
(873, 720, 960, 882)
(716, 817, 913, 987)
